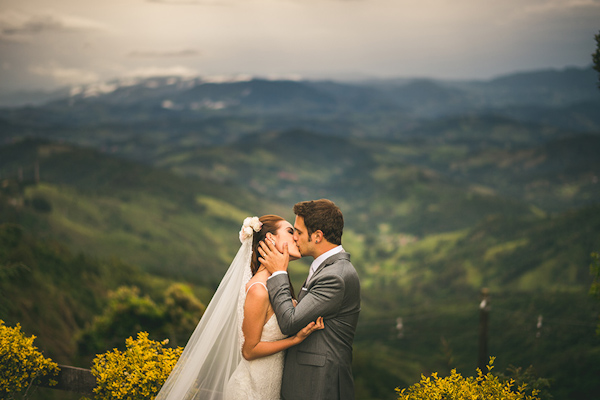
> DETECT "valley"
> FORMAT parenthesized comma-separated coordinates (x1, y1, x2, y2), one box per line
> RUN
(1, 66, 599, 399)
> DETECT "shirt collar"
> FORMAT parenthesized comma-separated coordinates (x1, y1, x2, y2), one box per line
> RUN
(310, 245, 344, 273)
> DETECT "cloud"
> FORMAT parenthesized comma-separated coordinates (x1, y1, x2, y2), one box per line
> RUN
(128, 49, 202, 58)
(122, 65, 199, 78)
(29, 62, 100, 85)
(503, 0, 600, 22)
(146, 0, 225, 4)
(533, 0, 600, 10)
(0, 10, 109, 42)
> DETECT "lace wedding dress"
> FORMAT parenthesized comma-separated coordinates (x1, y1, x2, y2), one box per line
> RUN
(224, 282, 286, 400)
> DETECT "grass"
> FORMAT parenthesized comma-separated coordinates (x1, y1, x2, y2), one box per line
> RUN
(22, 183, 244, 284)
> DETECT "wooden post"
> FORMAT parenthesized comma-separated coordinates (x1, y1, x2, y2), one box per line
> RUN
(37, 364, 96, 395)
(478, 288, 490, 372)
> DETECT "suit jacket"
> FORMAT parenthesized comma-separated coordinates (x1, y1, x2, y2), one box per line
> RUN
(267, 252, 361, 400)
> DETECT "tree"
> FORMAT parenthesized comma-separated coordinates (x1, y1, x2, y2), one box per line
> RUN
(162, 283, 206, 347)
(77, 285, 205, 358)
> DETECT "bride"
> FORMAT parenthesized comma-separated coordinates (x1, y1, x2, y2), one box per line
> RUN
(155, 215, 324, 400)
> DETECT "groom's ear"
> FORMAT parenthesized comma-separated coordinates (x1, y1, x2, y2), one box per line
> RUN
(313, 230, 324, 244)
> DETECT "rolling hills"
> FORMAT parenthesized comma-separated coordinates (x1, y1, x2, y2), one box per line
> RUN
(2, 131, 599, 399)
(0, 138, 289, 285)
(1, 65, 599, 399)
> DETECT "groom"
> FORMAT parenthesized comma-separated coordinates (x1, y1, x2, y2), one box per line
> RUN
(259, 199, 361, 400)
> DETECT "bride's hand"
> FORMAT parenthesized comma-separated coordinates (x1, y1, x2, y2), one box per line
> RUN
(294, 317, 324, 343)
(258, 240, 289, 274)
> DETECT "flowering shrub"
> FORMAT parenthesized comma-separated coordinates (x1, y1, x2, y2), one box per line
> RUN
(0, 320, 59, 399)
(89, 331, 182, 400)
(396, 358, 541, 400)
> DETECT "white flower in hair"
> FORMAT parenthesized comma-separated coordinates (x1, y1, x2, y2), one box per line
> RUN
(239, 216, 263, 242)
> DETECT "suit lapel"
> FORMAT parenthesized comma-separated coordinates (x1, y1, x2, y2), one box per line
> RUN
(297, 252, 350, 303)
(311, 252, 350, 280)
(302, 252, 350, 292)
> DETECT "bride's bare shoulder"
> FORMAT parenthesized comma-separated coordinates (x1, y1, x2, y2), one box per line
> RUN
(245, 279, 268, 296)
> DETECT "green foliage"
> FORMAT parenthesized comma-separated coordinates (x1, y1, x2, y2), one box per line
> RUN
(350, 205, 600, 299)
(89, 332, 182, 400)
(77, 286, 164, 357)
(162, 283, 207, 347)
(26, 195, 52, 213)
(593, 31, 600, 89)
(590, 252, 600, 335)
(0, 139, 274, 285)
(0, 220, 148, 362)
(396, 358, 541, 400)
(0, 320, 59, 399)
(354, 343, 424, 400)
(2, 131, 600, 400)
(498, 365, 553, 400)
(77, 284, 205, 357)
(355, 287, 600, 400)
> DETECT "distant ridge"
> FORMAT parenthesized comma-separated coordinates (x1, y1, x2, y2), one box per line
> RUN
(0, 65, 596, 109)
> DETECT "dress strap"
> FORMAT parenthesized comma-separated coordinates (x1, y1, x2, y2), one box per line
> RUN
(246, 281, 268, 295)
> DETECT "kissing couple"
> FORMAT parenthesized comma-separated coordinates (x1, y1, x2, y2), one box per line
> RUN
(155, 199, 361, 400)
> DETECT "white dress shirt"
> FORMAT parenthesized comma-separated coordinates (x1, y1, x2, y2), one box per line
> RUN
(306, 245, 344, 284)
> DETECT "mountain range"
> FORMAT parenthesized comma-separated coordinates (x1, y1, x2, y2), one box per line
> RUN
(1, 65, 599, 400)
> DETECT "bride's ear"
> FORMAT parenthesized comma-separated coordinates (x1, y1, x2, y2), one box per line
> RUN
(265, 232, 276, 245)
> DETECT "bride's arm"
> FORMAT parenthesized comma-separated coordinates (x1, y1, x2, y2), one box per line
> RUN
(241, 285, 322, 361)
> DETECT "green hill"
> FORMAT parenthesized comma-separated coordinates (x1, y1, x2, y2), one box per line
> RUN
(399, 131, 600, 212)
(157, 129, 538, 236)
(0, 219, 144, 363)
(2, 66, 599, 400)
(1, 135, 599, 400)
(0, 138, 289, 284)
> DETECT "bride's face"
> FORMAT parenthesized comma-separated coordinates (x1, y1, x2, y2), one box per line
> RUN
(273, 221, 301, 260)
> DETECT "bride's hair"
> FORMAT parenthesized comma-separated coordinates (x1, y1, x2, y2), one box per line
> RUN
(251, 214, 296, 299)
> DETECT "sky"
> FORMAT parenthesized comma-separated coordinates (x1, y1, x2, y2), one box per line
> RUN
(0, 0, 599, 93)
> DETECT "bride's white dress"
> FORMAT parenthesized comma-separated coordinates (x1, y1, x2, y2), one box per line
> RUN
(224, 282, 286, 400)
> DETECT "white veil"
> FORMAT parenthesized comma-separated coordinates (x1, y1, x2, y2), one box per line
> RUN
(155, 218, 259, 400)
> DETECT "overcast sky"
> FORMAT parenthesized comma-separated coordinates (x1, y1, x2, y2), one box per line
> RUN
(1, 0, 599, 93)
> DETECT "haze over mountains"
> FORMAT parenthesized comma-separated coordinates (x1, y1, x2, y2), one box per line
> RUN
(2, 65, 598, 213)
(1, 65, 599, 400)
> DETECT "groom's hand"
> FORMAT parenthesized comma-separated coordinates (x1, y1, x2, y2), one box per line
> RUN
(258, 239, 289, 274)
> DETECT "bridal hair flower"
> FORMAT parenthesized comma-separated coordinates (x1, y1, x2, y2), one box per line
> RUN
(239, 216, 263, 243)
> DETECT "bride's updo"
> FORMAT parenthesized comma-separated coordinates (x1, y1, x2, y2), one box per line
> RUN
(250, 215, 285, 276)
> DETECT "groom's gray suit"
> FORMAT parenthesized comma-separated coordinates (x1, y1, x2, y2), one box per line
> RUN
(267, 252, 361, 400)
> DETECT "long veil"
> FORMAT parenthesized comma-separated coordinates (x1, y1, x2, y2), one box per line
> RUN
(155, 238, 252, 400)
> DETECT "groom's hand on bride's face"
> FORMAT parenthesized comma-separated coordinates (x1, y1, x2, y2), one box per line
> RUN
(258, 240, 289, 274)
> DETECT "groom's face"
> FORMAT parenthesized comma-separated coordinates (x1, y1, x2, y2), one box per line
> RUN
(293, 215, 314, 258)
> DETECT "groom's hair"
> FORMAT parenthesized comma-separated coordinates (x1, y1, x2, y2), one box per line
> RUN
(293, 199, 343, 245)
